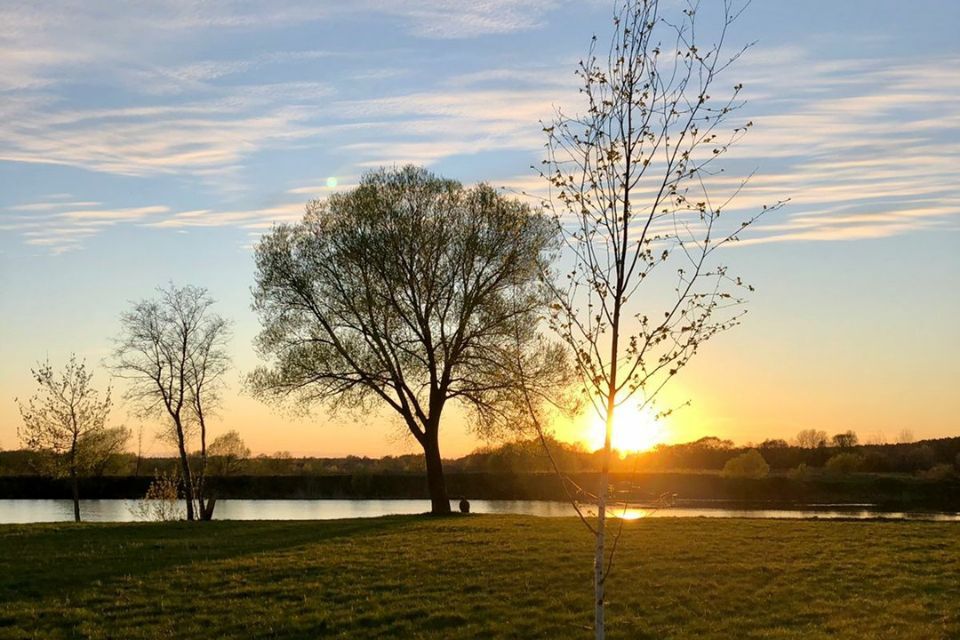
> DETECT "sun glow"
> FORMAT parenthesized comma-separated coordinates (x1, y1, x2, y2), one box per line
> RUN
(584, 399, 668, 453)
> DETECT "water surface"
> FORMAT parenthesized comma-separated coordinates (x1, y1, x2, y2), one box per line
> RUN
(2, 499, 958, 524)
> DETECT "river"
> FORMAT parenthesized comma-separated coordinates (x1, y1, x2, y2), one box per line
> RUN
(2, 499, 959, 524)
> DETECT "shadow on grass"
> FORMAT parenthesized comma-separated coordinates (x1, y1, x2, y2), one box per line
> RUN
(0, 515, 422, 603)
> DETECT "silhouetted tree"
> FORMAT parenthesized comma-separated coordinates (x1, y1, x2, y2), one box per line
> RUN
(759, 439, 789, 449)
(16, 355, 128, 521)
(112, 284, 231, 521)
(533, 1, 778, 635)
(250, 166, 557, 514)
(796, 429, 829, 448)
(832, 431, 859, 449)
(208, 430, 250, 476)
(693, 436, 735, 450)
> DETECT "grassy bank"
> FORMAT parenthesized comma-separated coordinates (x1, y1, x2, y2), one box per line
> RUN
(1, 516, 958, 639)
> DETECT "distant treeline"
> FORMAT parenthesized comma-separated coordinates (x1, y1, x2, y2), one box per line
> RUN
(2, 435, 959, 477)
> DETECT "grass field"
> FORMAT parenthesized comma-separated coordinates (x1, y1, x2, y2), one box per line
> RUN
(1, 515, 958, 639)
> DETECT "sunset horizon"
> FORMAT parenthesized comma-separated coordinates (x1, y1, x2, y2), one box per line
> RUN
(2, 3, 959, 638)
(2, 1, 958, 457)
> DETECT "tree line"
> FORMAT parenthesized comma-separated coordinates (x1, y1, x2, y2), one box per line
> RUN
(6, 432, 957, 479)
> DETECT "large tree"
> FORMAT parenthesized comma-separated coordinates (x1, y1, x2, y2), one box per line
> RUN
(534, 0, 781, 636)
(250, 166, 557, 514)
(112, 284, 230, 521)
(16, 355, 129, 522)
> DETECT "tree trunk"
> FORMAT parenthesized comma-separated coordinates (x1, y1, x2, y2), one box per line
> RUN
(201, 497, 216, 520)
(595, 280, 621, 639)
(423, 431, 450, 514)
(70, 469, 81, 523)
(68, 440, 81, 523)
(197, 411, 211, 520)
(594, 404, 614, 640)
(173, 420, 196, 521)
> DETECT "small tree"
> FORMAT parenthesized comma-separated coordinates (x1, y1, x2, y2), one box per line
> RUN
(208, 430, 250, 476)
(16, 356, 127, 522)
(250, 166, 558, 514)
(721, 449, 769, 479)
(832, 430, 859, 449)
(112, 284, 231, 521)
(532, 0, 778, 636)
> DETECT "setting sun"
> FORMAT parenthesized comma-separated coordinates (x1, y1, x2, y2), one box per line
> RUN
(584, 400, 668, 453)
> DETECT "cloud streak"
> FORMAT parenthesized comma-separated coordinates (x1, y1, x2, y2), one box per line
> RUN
(1, 5, 958, 253)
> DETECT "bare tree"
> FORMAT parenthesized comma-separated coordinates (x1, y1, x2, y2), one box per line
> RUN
(796, 428, 829, 448)
(534, 1, 780, 636)
(112, 284, 231, 521)
(250, 166, 557, 514)
(895, 428, 914, 445)
(16, 355, 128, 522)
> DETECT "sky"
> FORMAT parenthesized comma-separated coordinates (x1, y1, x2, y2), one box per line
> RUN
(1, 0, 958, 458)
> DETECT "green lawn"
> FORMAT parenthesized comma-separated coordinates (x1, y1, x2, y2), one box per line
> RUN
(0, 515, 957, 639)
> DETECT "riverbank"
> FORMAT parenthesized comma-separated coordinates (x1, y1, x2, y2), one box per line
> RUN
(2, 471, 958, 510)
(1, 516, 958, 638)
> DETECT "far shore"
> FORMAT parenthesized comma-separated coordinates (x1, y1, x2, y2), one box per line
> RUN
(2, 471, 957, 511)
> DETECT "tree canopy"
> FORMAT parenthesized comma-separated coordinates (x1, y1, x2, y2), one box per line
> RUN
(250, 165, 561, 512)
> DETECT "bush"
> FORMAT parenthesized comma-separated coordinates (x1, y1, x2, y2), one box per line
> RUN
(825, 452, 865, 474)
(787, 463, 809, 480)
(129, 471, 182, 521)
(905, 445, 938, 472)
(861, 450, 891, 472)
(721, 450, 769, 479)
(920, 464, 955, 481)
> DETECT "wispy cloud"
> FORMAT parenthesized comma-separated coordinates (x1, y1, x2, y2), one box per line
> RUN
(719, 49, 960, 244)
(2, 4, 958, 253)
(0, 86, 332, 177)
(369, 0, 563, 39)
(2, 203, 171, 253)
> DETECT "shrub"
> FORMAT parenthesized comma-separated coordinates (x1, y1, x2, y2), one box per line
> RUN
(130, 471, 182, 521)
(787, 463, 809, 480)
(721, 450, 769, 479)
(920, 464, 955, 481)
(861, 450, 890, 473)
(905, 445, 937, 472)
(825, 452, 865, 474)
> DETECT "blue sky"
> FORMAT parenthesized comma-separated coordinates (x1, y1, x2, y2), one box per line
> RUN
(1, 0, 958, 455)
